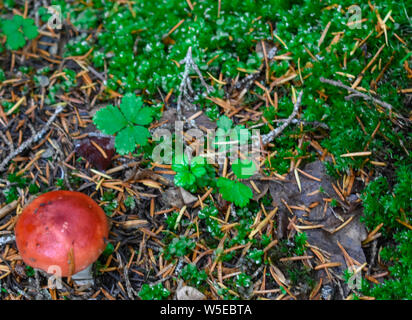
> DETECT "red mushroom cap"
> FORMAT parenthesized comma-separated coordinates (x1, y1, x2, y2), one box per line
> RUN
(15, 190, 109, 277)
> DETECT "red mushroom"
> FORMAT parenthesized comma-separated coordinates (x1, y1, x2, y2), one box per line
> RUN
(15, 190, 109, 278)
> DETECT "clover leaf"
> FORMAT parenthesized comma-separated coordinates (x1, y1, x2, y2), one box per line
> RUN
(93, 93, 153, 155)
(0, 15, 38, 50)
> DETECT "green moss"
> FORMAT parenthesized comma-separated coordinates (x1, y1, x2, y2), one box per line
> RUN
(360, 162, 412, 299)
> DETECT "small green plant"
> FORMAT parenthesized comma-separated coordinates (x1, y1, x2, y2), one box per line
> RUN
(93, 93, 153, 155)
(360, 164, 412, 299)
(228, 207, 255, 247)
(100, 191, 118, 216)
(235, 273, 251, 288)
(25, 266, 35, 277)
(217, 159, 256, 207)
(293, 232, 308, 256)
(172, 156, 215, 193)
(163, 236, 195, 261)
(2, 173, 30, 203)
(138, 283, 170, 300)
(0, 15, 38, 50)
(261, 234, 272, 247)
(101, 243, 114, 257)
(214, 115, 250, 154)
(247, 249, 264, 265)
(37, 7, 52, 23)
(55, 178, 65, 190)
(28, 183, 40, 195)
(181, 264, 208, 287)
(198, 205, 224, 238)
(124, 196, 136, 209)
(216, 287, 239, 300)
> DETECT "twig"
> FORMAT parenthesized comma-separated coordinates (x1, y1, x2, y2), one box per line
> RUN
(0, 103, 66, 172)
(176, 47, 212, 120)
(234, 46, 278, 99)
(320, 77, 393, 111)
(0, 200, 18, 220)
(0, 130, 14, 152)
(261, 91, 303, 145)
(0, 235, 15, 247)
(116, 251, 136, 300)
(250, 119, 329, 130)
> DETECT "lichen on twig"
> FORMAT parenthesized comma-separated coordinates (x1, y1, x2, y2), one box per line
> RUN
(176, 47, 213, 120)
(261, 91, 303, 145)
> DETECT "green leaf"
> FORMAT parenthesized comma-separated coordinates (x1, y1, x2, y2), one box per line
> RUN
(93, 105, 128, 135)
(1, 15, 23, 36)
(217, 115, 233, 132)
(120, 94, 152, 125)
(171, 163, 187, 173)
(191, 156, 205, 165)
(133, 107, 153, 125)
(131, 125, 150, 146)
(115, 126, 136, 155)
(5, 32, 25, 50)
(191, 164, 207, 178)
(173, 153, 189, 166)
(175, 171, 196, 187)
(120, 93, 142, 121)
(115, 125, 150, 155)
(22, 18, 38, 39)
(232, 159, 257, 179)
(232, 181, 253, 207)
(217, 177, 253, 207)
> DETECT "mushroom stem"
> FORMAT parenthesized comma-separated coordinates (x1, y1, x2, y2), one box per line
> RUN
(71, 264, 94, 287)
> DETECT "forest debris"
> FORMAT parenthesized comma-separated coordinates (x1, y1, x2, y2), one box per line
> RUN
(0, 103, 66, 172)
(261, 91, 303, 145)
(320, 77, 395, 112)
(176, 285, 206, 300)
(176, 47, 212, 119)
(119, 219, 149, 230)
(160, 187, 185, 208)
(249, 207, 277, 239)
(0, 235, 15, 247)
(75, 136, 115, 170)
(0, 200, 18, 220)
(250, 160, 367, 277)
(180, 188, 197, 205)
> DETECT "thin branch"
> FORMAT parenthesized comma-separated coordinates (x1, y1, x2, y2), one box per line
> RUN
(176, 47, 212, 120)
(320, 77, 393, 111)
(0, 103, 66, 172)
(233, 45, 278, 100)
(0, 130, 14, 152)
(261, 91, 303, 145)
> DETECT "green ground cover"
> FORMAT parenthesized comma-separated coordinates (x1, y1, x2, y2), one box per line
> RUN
(0, 0, 411, 300)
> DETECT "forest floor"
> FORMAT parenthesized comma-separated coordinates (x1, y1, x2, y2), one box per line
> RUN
(0, 0, 411, 300)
